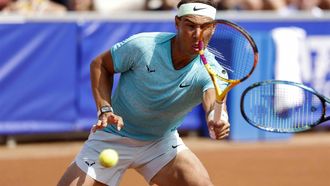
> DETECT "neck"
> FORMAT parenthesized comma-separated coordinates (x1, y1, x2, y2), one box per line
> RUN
(171, 37, 197, 70)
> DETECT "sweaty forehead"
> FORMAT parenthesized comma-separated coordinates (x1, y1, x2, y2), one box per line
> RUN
(180, 15, 213, 25)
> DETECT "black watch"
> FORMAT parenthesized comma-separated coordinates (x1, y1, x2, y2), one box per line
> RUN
(97, 105, 113, 117)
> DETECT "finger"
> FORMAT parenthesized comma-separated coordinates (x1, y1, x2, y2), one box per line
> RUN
(107, 114, 124, 131)
(213, 127, 230, 139)
(214, 120, 230, 132)
(107, 113, 118, 123)
(116, 118, 124, 131)
(96, 119, 102, 126)
(213, 124, 225, 134)
(101, 117, 108, 127)
(208, 126, 216, 139)
(219, 129, 230, 137)
(112, 115, 119, 123)
(92, 120, 102, 133)
(218, 124, 230, 133)
(216, 132, 230, 140)
(208, 124, 215, 132)
(91, 124, 97, 133)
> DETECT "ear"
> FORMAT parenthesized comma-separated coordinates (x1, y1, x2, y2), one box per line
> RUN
(175, 16, 180, 30)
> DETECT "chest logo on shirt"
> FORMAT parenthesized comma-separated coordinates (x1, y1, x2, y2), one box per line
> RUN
(179, 82, 191, 88)
(146, 65, 156, 73)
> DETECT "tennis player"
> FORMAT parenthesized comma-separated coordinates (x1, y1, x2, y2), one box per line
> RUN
(57, 0, 230, 185)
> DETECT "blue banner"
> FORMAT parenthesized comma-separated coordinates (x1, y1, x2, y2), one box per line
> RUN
(0, 22, 78, 134)
(0, 17, 329, 140)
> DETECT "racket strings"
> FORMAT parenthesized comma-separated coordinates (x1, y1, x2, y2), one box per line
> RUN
(208, 24, 255, 81)
(207, 47, 232, 73)
(243, 83, 324, 132)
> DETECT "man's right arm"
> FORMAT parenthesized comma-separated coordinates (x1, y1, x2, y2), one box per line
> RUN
(90, 51, 124, 132)
(90, 51, 115, 109)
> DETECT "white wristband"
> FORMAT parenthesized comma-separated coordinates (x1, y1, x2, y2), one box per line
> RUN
(208, 110, 228, 122)
(221, 111, 229, 121)
(207, 110, 214, 121)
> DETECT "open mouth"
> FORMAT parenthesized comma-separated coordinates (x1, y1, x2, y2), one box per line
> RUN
(192, 44, 200, 51)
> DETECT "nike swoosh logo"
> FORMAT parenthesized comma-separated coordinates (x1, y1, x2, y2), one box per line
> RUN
(146, 65, 156, 73)
(172, 144, 181, 149)
(193, 6, 206, 11)
(179, 83, 191, 88)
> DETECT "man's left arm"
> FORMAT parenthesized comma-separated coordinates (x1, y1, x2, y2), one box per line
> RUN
(202, 88, 230, 140)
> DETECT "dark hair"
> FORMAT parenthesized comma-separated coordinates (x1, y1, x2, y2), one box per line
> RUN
(177, 0, 217, 9)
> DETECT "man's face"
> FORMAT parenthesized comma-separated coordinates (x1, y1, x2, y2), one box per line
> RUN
(175, 15, 215, 56)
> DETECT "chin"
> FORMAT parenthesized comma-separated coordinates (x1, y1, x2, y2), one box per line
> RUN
(191, 49, 200, 55)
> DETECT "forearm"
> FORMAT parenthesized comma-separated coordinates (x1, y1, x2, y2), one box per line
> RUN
(89, 52, 124, 132)
(202, 89, 227, 119)
(202, 91, 215, 119)
(90, 58, 114, 109)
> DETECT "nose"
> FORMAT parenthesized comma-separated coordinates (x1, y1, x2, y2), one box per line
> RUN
(193, 27, 202, 40)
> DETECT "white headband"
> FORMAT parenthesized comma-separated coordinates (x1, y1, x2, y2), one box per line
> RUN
(177, 3, 216, 20)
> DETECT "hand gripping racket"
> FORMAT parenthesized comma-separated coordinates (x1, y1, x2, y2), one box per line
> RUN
(198, 19, 259, 124)
(240, 80, 330, 133)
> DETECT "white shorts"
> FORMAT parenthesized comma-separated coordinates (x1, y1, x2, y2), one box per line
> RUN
(74, 130, 188, 186)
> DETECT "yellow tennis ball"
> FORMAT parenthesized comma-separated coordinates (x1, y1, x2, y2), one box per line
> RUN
(99, 149, 119, 168)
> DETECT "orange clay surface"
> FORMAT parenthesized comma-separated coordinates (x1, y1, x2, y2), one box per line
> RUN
(0, 132, 330, 186)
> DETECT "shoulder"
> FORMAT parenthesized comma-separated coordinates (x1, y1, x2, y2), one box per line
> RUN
(112, 32, 175, 54)
(125, 32, 175, 45)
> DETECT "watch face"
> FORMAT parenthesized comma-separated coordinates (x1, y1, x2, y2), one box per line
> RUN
(101, 106, 112, 113)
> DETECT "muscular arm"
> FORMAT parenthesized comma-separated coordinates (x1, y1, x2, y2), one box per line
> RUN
(90, 51, 124, 131)
(202, 88, 230, 140)
(90, 51, 115, 110)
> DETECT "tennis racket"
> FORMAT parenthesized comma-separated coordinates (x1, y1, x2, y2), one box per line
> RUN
(240, 80, 330, 133)
(198, 19, 259, 126)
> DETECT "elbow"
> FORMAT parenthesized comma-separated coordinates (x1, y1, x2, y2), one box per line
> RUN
(90, 58, 99, 69)
(90, 57, 102, 72)
(90, 52, 114, 75)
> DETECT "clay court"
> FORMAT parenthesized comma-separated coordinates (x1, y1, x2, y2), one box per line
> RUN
(0, 132, 330, 186)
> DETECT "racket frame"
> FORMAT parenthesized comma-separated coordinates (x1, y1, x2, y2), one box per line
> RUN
(240, 80, 330, 133)
(198, 19, 259, 121)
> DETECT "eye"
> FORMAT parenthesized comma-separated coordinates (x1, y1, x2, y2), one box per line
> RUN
(185, 23, 195, 30)
(201, 23, 213, 30)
